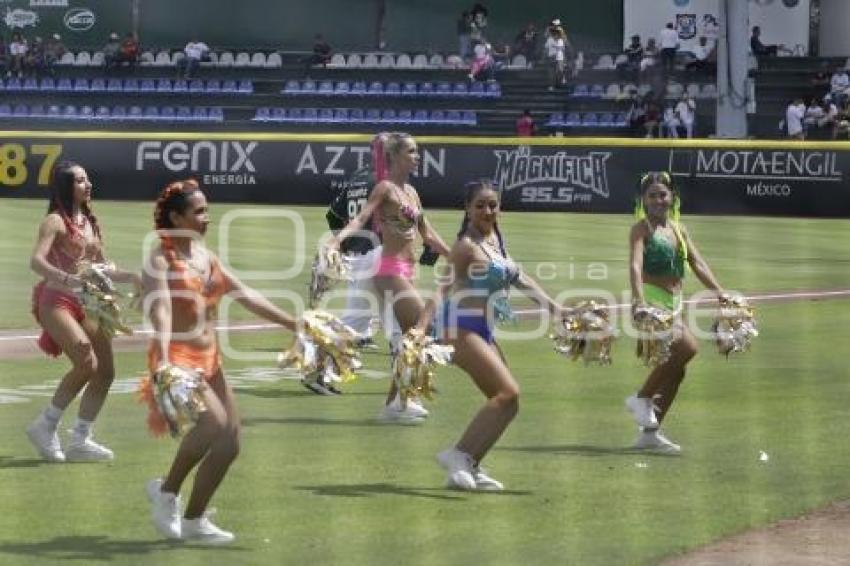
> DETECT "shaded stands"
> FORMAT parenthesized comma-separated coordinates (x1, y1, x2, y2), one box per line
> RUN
(749, 56, 849, 139)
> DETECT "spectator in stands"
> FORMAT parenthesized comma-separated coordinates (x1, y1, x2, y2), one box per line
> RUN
(785, 97, 806, 140)
(8, 32, 27, 79)
(836, 102, 850, 139)
(304, 33, 332, 77)
(515, 109, 536, 137)
(544, 21, 569, 91)
(103, 32, 121, 72)
(457, 11, 474, 61)
(810, 61, 831, 95)
(643, 97, 662, 138)
(699, 14, 719, 49)
(490, 42, 511, 69)
(117, 32, 140, 68)
(640, 37, 658, 76)
(471, 3, 488, 34)
(0, 38, 7, 77)
(685, 36, 716, 75)
(43, 33, 65, 77)
(468, 40, 495, 82)
(829, 66, 849, 107)
(750, 26, 789, 58)
(659, 22, 679, 75)
(618, 34, 643, 81)
(514, 23, 538, 67)
(804, 97, 839, 139)
(179, 37, 210, 79)
(664, 93, 696, 138)
(24, 35, 44, 77)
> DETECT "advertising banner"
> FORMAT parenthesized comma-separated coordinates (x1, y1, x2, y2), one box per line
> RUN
(0, 133, 848, 217)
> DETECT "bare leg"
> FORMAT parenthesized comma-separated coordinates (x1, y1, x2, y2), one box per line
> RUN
(450, 332, 519, 463)
(183, 372, 240, 519)
(37, 306, 98, 410)
(637, 323, 698, 423)
(374, 275, 424, 404)
(78, 327, 115, 421)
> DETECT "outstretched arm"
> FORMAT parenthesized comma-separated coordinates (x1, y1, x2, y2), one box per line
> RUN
(513, 270, 566, 318)
(682, 225, 724, 294)
(221, 263, 296, 331)
(418, 216, 451, 257)
(329, 182, 388, 247)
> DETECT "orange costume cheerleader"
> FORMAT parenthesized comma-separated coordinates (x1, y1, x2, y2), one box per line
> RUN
(140, 249, 234, 436)
(31, 215, 101, 357)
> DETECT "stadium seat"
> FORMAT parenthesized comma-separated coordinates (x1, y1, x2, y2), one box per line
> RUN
(95, 106, 110, 120)
(53, 78, 71, 92)
(218, 51, 234, 67)
(160, 106, 176, 120)
(286, 108, 303, 122)
(156, 79, 172, 93)
(29, 104, 45, 118)
(13, 104, 29, 117)
(412, 54, 428, 69)
(598, 112, 615, 127)
(385, 82, 401, 95)
(396, 54, 412, 68)
(436, 81, 452, 96)
(329, 53, 346, 68)
(335, 81, 351, 96)
(348, 108, 364, 122)
(397, 109, 413, 123)
(39, 78, 56, 91)
(582, 112, 599, 126)
(265, 52, 282, 68)
(138, 51, 155, 65)
(511, 54, 527, 68)
(412, 109, 429, 124)
(59, 52, 75, 65)
(419, 82, 434, 96)
(445, 54, 463, 68)
(79, 105, 94, 119)
(47, 105, 61, 118)
(140, 79, 155, 92)
(172, 79, 188, 93)
(222, 80, 238, 93)
(381, 109, 398, 123)
(111, 106, 126, 119)
(485, 82, 501, 97)
(63, 105, 79, 119)
(593, 54, 615, 70)
(208, 107, 224, 122)
(637, 83, 651, 97)
(365, 108, 381, 122)
(5, 78, 22, 91)
(564, 112, 581, 127)
(547, 113, 564, 127)
(107, 78, 123, 92)
(90, 51, 104, 66)
(175, 106, 192, 121)
(346, 54, 362, 68)
(75, 51, 91, 66)
(90, 78, 106, 92)
(430, 109, 445, 123)
(603, 83, 621, 99)
(123, 78, 139, 92)
(22, 78, 38, 91)
(73, 78, 90, 92)
(452, 82, 468, 97)
(144, 106, 160, 120)
(318, 80, 334, 95)
(367, 81, 383, 96)
(445, 110, 462, 125)
(429, 53, 445, 67)
(301, 108, 318, 122)
(666, 82, 683, 99)
(589, 84, 605, 98)
(250, 52, 266, 67)
(234, 52, 251, 67)
(318, 108, 335, 122)
(154, 51, 171, 66)
(351, 81, 367, 95)
(333, 108, 350, 122)
(301, 80, 317, 94)
(192, 107, 209, 121)
(254, 107, 271, 122)
(271, 107, 287, 121)
(470, 82, 485, 97)
(0, 104, 11, 117)
(237, 80, 253, 94)
(701, 83, 717, 98)
(283, 80, 300, 94)
(402, 82, 417, 96)
(570, 84, 589, 98)
(461, 110, 476, 125)
(379, 54, 395, 68)
(613, 112, 628, 126)
(363, 53, 379, 68)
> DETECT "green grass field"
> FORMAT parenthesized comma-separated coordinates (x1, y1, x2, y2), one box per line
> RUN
(1, 199, 849, 565)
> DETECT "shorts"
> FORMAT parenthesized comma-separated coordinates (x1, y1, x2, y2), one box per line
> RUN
(644, 282, 682, 314)
(437, 301, 495, 344)
(375, 255, 415, 280)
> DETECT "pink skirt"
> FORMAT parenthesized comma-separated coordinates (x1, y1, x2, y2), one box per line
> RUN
(31, 281, 85, 357)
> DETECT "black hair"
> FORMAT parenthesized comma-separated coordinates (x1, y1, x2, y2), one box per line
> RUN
(457, 180, 506, 256)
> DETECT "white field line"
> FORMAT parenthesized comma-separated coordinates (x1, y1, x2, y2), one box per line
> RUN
(1, 288, 848, 343)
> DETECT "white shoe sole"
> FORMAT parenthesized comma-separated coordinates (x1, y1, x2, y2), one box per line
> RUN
(26, 425, 65, 463)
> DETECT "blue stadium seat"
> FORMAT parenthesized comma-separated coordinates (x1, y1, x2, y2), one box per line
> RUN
(452, 82, 468, 96)
(589, 84, 605, 98)
(22, 78, 38, 91)
(547, 112, 564, 127)
(172, 79, 188, 93)
(351, 81, 367, 95)
(160, 106, 176, 120)
(334, 81, 351, 96)
(128, 106, 144, 119)
(348, 108, 364, 122)
(95, 106, 110, 120)
(192, 107, 209, 121)
(302, 108, 318, 122)
(79, 105, 95, 120)
(381, 109, 398, 123)
(208, 107, 224, 122)
(365, 108, 381, 122)
(0, 104, 11, 117)
(46, 105, 61, 118)
(222, 80, 238, 93)
(286, 108, 303, 122)
(469, 82, 485, 97)
(430, 109, 445, 123)
(156, 79, 172, 93)
(254, 107, 271, 122)
(90, 78, 106, 92)
(385, 82, 401, 95)
(412, 109, 429, 123)
(318, 80, 334, 95)
(613, 112, 628, 126)
(461, 110, 476, 125)
(564, 112, 581, 126)
(63, 105, 78, 119)
(123, 79, 139, 93)
(29, 104, 45, 118)
(397, 109, 413, 123)
(445, 110, 462, 124)
(419, 82, 435, 96)
(271, 107, 287, 121)
(107, 78, 123, 92)
(597, 112, 614, 127)
(333, 108, 350, 122)
(401, 82, 417, 96)
(13, 104, 29, 117)
(301, 80, 317, 94)
(144, 106, 160, 120)
(435, 82, 451, 96)
(318, 108, 335, 122)
(111, 106, 126, 119)
(39, 78, 56, 91)
(175, 106, 192, 121)
(189, 79, 205, 93)
(367, 81, 383, 96)
(582, 112, 599, 126)
(206, 79, 221, 93)
(485, 82, 501, 97)
(237, 80, 253, 94)
(282, 79, 300, 94)
(139, 79, 155, 93)
(54, 78, 71, 92)
(570, 84, 589, 98)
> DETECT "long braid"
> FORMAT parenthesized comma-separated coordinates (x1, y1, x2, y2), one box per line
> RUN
(457, 212, 470, 240)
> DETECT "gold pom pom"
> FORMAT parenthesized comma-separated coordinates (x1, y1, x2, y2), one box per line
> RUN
(633, 306, 677, 367)
(77, 261, 133, 338)
(714, 295, 758, 356)
(551, 301, 615, 365)
(393, 329, 454, 404)
(146, 364, 208, 437)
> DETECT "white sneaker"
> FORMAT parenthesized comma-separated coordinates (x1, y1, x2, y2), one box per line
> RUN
(26, 417, 65, 462)
(146, 478, 182, 539)
(436, 448, 477, 490)
(378, 395, 427, 424)
(472, 466, 504, 491)
(625, 395, 658, 428)
(65, 431, 114, 462)
(182, 514, 235, 545)
(633, 430, 681, 455)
